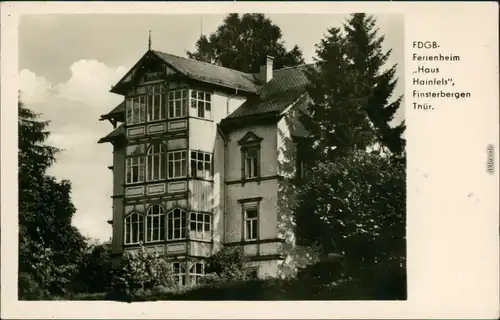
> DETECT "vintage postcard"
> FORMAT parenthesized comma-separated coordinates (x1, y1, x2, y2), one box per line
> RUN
(1, 1, 498, 319)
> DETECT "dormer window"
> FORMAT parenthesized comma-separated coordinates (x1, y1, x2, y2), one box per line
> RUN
(238, 132, 263, 181)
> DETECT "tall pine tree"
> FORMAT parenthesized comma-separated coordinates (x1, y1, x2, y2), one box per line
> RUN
(294, 18, 406, 299)
(303, 27, 377, 161)
(18, 98, 87, 299)
(343, 13, 405, 156)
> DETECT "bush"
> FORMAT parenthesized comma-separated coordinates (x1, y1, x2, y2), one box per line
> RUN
(204, 246, 247, 281)
(108, 244, 177, 301)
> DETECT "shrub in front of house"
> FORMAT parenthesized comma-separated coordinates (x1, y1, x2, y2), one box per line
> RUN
(107, 244, 178, 301)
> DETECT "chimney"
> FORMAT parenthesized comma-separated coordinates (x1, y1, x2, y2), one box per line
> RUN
(260, 55, 274, 83)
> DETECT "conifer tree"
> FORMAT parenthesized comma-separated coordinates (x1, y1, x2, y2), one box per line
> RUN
(343, 13, 405, 155)
(18, 98, 87, 299)
(303, 27, 377, 161)
(294, 19, 406, 299)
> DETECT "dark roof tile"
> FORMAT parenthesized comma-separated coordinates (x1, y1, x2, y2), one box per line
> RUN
(152, 51, 259, 93)
(224, 64, 312, 120)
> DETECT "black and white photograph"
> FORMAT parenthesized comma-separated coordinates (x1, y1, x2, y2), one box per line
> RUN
(16, 12, 406, 302)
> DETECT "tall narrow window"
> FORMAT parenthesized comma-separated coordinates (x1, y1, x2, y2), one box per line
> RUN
(168, 150, 187, 178)
(126, 156, 145, 184)
(168, 89, 188, 119)
(172, 262, 186, 286)
(238, 132, 263, 181)
(244, 207, 258, 241)
(190, 90, 212, 120)
(124, 213, 144, 245)
(147, 143, 166, 181)
(243, 147, 259, 179)
(146, 205, 165, 242)
(126, 96, 146, 125)
(189, 212, 211, 240)
(147, 84, 166, 122)
(188, 262, 205, 285)
(190, 151, 212, 179)
(167, 208, 186, 240)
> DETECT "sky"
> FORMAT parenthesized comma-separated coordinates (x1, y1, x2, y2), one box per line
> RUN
(19, 13, 404, 241)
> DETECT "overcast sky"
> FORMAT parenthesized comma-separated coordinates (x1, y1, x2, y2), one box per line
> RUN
(19, 13, 404, 241)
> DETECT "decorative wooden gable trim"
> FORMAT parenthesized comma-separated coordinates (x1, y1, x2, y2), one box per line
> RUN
(111, 51, 179, 95)
(237, 131, 263, 146)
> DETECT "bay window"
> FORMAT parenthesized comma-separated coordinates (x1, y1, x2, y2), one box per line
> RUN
(126, 156, 145, 184)
(190, 90, 212, 120)
(168, 89, 188, 119)
(167, 208, 187, 240)
(146, 205, 165, 242)
(172, 262, 186, 286)
(168, 150, 187, 178)
(124, 213, 144, 245)
(188, 262, 205, 285)
(147, 84, 166, 121)
(190, 151, 212, 179)
(126, 96, 146, 125)
(146, 143, 166, 181)
(189, 212, 211, 240)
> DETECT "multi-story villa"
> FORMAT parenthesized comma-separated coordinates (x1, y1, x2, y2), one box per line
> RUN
(98, 49, 314, 286)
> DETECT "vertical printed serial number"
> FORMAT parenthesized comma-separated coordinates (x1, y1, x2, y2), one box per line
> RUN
(486, 144, 495, 175)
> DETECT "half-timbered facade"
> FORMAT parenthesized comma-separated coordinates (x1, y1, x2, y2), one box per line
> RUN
(98, 50, 313, 285)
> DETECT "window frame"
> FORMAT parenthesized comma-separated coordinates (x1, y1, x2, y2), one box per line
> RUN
(189, 212, 212, 240)
(166, 208, 187, 241)
(243, 207, 259, 241)
(167, 150, 187, 179)
(126, 96, 147, 125)
(172, 261, 187, 286)
(242, 147, 260, 179)
(146, 143, 166, 182)
(125, 156, 146, 184)
(188, 261, 206, 285)
(145, 204, 165, 243)
(168, 89, 188, 119)
(190, 150, 213, 180)
(190, 89, 212, 120)
(147, 83, 166, 122)
(124, 212, 145, 245)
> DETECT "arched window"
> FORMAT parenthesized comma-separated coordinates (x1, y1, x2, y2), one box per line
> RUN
(146, 143, 166, 181)
(146, 204, 165, 242)
(167, 208, 186, 240)
(124, 213, 144, 245)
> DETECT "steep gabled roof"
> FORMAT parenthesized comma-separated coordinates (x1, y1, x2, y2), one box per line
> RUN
(152, 51, 260, 93)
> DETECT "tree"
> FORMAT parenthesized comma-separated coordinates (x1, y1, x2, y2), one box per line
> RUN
(18, 98, 87, 299)
(303, 26, 376, 161)
(76, 240, 113, 294)
(187, 13, 304, 73)
(343, 13, 405, 156)
(294, 16, 406, 299)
